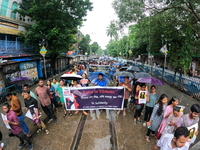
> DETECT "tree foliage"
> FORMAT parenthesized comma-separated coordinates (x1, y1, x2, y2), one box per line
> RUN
(110, 0, 200, 72)
(16, 0, 93, 60)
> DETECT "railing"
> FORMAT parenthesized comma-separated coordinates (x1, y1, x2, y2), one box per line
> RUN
(133, 62, 200, 100)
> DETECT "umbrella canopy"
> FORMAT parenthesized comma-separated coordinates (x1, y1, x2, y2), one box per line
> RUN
(136, 77, 165, 85)
(60, 74, 83, 80)
(113, 62, 124, 66)
(88, 72, 110, 84)
(11, 77, 34, 86)
(96, 70, 110, 75)
(133, 72, 151, 79)
(126, 66, 141, 72)
(113, 71, 134, 78)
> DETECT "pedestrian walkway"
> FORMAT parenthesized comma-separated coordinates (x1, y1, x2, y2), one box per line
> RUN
(0, 72, 65, 150)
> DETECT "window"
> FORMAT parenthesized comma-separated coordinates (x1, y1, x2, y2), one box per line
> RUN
(10, 2, 18, 19)
(0, 0, 9, 17)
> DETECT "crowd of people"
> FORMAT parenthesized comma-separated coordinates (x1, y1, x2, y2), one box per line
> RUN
(1, 57, 200, 150)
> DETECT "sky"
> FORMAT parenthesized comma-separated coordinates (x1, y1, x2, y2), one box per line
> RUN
(80, 0, 117, 49)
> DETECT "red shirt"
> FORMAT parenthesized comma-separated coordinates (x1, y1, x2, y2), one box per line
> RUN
(6, 110, 22, 134)
(35, 86, 51, 107)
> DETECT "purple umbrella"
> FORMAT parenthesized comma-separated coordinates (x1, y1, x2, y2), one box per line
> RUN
(11, 77, 34, 86)
(136, 77, 165, 85)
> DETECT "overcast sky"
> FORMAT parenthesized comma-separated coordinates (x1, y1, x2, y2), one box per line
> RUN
(80, 0, 117, 49)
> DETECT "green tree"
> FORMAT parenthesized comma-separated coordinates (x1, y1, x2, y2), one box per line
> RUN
(79, 34, 91, 55)
(90, 42, 99, 54)
(15, 0, 93, 70)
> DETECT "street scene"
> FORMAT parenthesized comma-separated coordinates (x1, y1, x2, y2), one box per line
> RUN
(0, 0, 200, 150)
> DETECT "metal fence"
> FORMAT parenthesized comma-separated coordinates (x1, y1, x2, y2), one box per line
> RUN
(133, 62, 200, 100)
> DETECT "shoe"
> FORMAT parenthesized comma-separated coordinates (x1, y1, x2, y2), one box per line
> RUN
(63, 113, 67, 117)
(133, 121, 137, 125)
(47, 119, 53, 123)
(143, 123, 146, 127)
(54, 119, 58, 124)
(1, 143, 4, 148)
(69, 113, 72, 116)
(138, 120, 142, 123)
(29, 144, 33, 150)
(37, 128, 42, 133)
(18, 142, 25, 148)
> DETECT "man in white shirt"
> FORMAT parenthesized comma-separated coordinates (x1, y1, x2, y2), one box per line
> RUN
(154, 126, 190, 150)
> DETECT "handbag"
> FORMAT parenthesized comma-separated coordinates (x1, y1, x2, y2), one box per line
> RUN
(134, 104, 141, 110)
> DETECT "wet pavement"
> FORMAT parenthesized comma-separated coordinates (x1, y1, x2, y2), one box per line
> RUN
(0, 75, 200, 150)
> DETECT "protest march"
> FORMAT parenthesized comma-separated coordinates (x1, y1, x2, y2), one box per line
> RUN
(0, 56, 200, 150)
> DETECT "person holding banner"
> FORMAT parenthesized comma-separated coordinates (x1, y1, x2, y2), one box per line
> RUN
(154, 126, 190, 150)
(156, 96, 179, 139)
(23, 90, 49, 134)
(80, 73, 90, 87)
(176, 104, 200, 146)
(117, 76, 132, 117)
(133, 84, 148, 124)
(146, 94, 168, 143)
(2, 103, 33, 150)
(56, 79, 71, 116)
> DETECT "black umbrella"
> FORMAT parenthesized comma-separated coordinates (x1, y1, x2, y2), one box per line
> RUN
(126, 66, 141, 72)
(133, 72, 151, 79)
(113, 71, 134, 78)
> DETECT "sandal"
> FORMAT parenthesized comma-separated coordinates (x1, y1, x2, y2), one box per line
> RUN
(69, 113, 72, 116)
(117, 110, 121, 115)
(123, 111, 126, 117)
(45, 130, 49, 135)
(146, 136, 150, 142)
(63, 113, 67, 117)
(37, 129, 42, 133)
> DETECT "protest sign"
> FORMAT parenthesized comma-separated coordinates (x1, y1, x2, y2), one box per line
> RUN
(25, 105, 41, 120)
(63, 86, 124, 110)
(187, 123, 198, 144)
(1, 113, 11, 129)
(138, 91, 147, 104)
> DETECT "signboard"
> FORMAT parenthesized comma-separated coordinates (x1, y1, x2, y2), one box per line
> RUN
(40, 46, 47, 57)
(63, 87, 124, 110)
(138, 91, 147, 104)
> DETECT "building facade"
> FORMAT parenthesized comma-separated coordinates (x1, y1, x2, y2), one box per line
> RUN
(0, 0, 35, 57)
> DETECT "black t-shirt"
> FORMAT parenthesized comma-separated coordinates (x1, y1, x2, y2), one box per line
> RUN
(24, 97, 38, 109)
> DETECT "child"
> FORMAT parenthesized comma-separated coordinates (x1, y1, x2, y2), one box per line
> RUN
(162, 106, 181, 135)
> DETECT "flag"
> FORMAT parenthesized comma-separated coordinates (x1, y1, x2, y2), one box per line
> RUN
(160, 44, 168, 54)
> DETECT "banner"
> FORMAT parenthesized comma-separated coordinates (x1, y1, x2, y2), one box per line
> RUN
(160, 44, 168, 54)
(62, 86, 125, 110)
(89, 65, 109, 72)
(187, 123, 198, 144)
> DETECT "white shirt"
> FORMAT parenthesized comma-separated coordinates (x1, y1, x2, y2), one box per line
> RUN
(157, 134, 189, 150)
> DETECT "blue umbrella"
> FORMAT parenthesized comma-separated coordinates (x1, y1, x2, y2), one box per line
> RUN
(113, 62, 123, 66)
(88, 72, 110, 84)
(77, 70, 85, 76)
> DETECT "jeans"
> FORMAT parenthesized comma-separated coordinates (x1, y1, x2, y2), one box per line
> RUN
(110, 75, 113, 80)
(144, 106, 153, 122)
(134, 105, 144, 119)
(15, 131, 32, 146)
(41, 104, 57, 120)
(17, 114, 30, 135)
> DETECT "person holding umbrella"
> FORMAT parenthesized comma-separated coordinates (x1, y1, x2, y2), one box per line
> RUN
(117, 76, 132, 116)
(94, 73, 107, 87)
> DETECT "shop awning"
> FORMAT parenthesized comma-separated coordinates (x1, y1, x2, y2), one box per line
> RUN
(0, 26, 25, 35)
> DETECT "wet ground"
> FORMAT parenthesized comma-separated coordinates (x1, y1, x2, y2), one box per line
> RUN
(0, 75, 200, 150)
